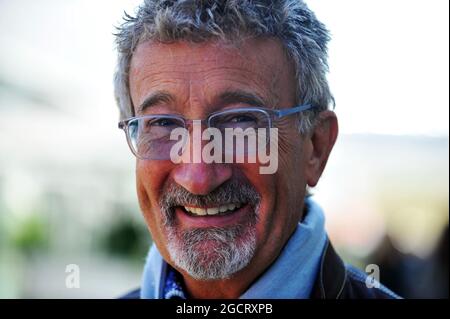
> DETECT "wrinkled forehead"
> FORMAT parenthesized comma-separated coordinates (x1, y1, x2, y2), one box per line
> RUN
(132, 37, 285, 67)
(129, 38, 296, 113)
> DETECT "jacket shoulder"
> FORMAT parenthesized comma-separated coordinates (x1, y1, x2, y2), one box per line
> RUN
(341, 265, 402, 299)
(311, 240, 402, 299)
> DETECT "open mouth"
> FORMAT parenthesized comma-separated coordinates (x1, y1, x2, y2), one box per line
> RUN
(178, 203, 244, 217)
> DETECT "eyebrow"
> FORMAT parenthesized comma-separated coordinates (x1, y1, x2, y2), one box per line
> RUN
(137, 89, 268, 114)
(137, 91, 175, 114)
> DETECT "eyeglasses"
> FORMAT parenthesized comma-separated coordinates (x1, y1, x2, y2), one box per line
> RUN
(118, 104, 314, 160)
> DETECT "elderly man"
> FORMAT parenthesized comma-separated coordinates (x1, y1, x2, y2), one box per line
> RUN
(114, 0, 399, 299)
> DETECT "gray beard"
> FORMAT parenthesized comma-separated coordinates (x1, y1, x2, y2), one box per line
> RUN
(159, 180, 260, 280)
(166, 216, 257, 280)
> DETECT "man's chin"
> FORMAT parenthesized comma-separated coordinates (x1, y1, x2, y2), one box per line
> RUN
(166, 226, 257, 280)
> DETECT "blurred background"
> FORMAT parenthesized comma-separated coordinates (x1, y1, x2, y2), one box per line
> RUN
(0, 0, 448, 298)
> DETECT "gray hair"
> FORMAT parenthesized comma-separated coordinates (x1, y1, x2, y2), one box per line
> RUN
(114, 0, 334, 134)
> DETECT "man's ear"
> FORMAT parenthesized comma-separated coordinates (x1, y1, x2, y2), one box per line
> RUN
(305, 111, 339, 187)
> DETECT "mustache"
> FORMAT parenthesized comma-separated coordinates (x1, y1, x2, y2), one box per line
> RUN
(159, 179, 261, 224)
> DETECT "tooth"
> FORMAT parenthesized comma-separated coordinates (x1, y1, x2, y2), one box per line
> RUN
(219, 205, 228, 213)
(185, 207, 192, 213)
(195, 207, 207, 215)
(228, 204, 236, 211)
(207, 207, 219, 215)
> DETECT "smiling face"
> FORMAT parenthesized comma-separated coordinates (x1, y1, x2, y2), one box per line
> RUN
(129, 37, 312, 284)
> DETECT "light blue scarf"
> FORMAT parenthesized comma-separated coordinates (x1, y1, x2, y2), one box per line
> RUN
(140, 196, 327, 298)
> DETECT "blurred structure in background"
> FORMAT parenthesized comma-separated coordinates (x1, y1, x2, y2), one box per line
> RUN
(367, 226, 448, 298)
(0, 0, 448, 298)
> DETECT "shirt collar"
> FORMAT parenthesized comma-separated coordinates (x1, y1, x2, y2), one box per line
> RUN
(163, 265, 187, 299)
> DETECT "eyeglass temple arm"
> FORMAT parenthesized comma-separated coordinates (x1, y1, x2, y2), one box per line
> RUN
(275, 104, 313, 118)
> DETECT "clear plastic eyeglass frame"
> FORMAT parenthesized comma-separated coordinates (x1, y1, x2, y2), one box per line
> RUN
(118, 104, 313, 160)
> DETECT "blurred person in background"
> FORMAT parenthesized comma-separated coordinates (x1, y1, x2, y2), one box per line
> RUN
(113, 0, 400, 299)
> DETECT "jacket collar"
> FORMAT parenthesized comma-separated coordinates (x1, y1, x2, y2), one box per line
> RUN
(311, 239, 347, 299)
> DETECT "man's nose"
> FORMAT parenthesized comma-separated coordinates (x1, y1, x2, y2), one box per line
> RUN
(172, 162, 232, 195)
(171, 120, 232, 195)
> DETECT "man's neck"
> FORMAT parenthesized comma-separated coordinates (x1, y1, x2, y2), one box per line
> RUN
(181, 261, 267, 299)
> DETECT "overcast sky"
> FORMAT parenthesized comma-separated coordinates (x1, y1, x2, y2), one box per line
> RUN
(0, 0, 448, 137)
